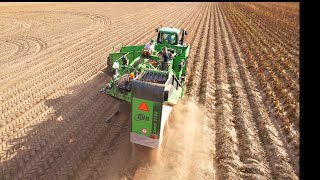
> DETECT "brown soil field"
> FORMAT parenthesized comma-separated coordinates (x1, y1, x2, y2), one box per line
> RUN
(0, 2, 299, 180)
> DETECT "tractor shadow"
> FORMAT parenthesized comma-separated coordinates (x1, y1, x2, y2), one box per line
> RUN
(0, 70, 151, 179)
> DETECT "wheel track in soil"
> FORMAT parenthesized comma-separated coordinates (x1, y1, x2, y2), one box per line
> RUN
(0, 2, 200, 179)
(0, 2, 194, 149)
(72, 117, 130, 180)
(0, 3, 172, 87)
(0, 0, 181, 152)
(0, 39, 22, 60)
(2, 66, 106, 169)
(40, 97, 120, 179)
(221, 2, 300, 166)
(0, 6, 162, 83)
(0, 3, 183, 132)
(0, 11, 107, 84)
(218, 3, 299, 179)
(0, 3, 185, 153)
(16, 95, 117, 178)
(0, 16, 31, 38)
(0, 36, 47, 68)
(0, 3, 176, 93)
(0, 0, 150, 165)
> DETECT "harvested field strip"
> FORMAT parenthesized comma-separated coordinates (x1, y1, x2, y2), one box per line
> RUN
(197, 3, 213, 104)
(227, 3, 300, 86)
(219, 3, 299, 179)
(232, 3, 299, 55)
(221, 2, 300, 164)
(223, 3, 300, 128)
(216, 4, 271, 179)
(241, 2, 299, 41)
(212, 3, 241, 179)
(242, 2, 299, 38)
(224, 3, 299, 90)
(185, 3, 210, 96)
(186, 3, 211, 99)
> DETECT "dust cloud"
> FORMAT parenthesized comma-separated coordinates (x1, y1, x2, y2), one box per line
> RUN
(96, 97, 215, 180)
(132, 97, 215, 180)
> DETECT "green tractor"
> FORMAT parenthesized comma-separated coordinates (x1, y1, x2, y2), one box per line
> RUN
(101, 27, 189, 148)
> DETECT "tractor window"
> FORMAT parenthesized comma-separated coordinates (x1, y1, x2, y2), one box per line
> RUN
(159, 32, 177, 45)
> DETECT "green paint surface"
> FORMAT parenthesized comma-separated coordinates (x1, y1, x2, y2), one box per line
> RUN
(132, 97, 154, 136)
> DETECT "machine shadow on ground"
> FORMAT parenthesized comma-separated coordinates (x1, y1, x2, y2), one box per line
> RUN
(1, 70, 155, 179)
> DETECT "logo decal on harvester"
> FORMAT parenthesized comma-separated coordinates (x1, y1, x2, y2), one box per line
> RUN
(142, 128, 147, 134)
(138, 102, 149, 112)
(134, 113, 150, 121)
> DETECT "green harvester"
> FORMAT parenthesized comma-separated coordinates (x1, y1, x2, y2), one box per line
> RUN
(101, 27, 189, 148)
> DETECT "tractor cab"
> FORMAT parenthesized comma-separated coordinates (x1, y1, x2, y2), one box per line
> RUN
(156, 27, 188, 46)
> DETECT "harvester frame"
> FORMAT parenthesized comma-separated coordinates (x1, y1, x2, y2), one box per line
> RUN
(101, 27, 189, 148)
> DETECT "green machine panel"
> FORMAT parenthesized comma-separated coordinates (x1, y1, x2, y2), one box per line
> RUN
(131, 97, 162, 137)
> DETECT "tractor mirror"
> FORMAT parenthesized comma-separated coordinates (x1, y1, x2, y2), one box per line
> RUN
(184, 31, 188, 35)
(155, 28, 158, 32)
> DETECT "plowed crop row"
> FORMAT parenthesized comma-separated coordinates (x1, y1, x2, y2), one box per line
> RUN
(0, 2, 299, 179)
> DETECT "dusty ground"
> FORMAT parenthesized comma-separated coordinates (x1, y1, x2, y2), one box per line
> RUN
(0, 2, 299, 180)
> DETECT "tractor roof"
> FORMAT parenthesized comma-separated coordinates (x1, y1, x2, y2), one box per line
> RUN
(159, 27, 181, 34)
